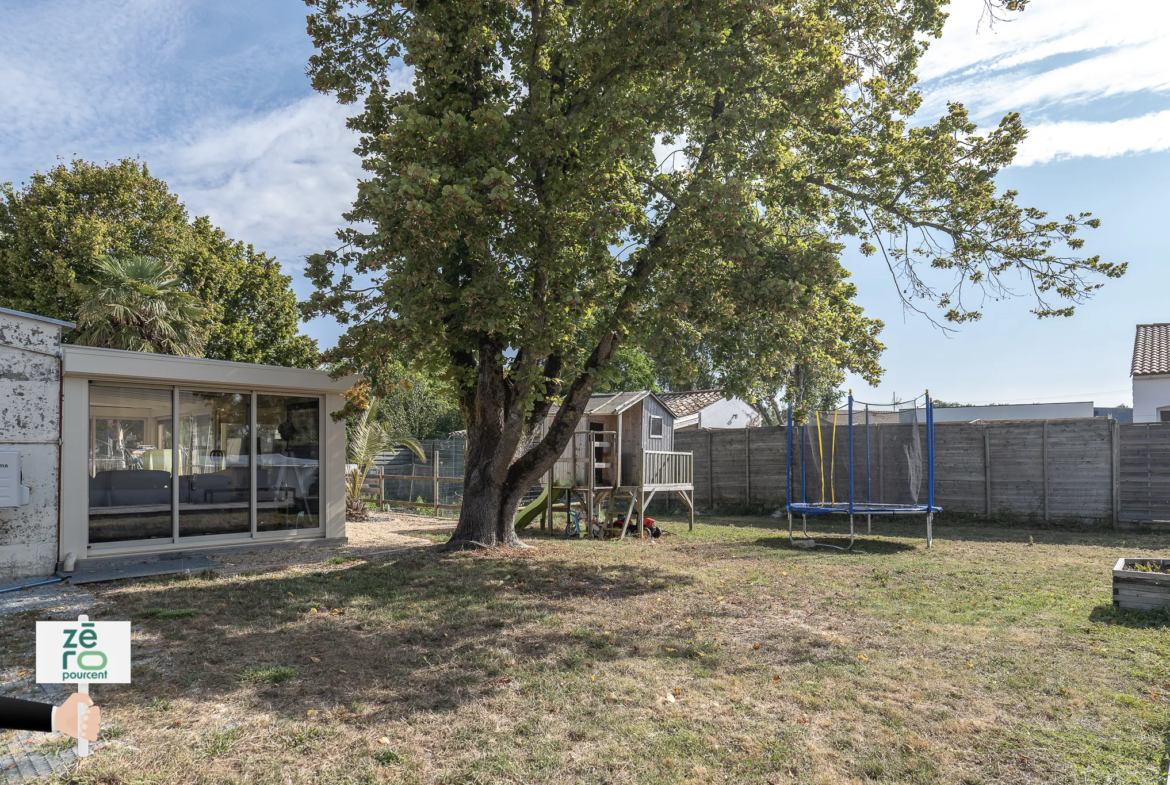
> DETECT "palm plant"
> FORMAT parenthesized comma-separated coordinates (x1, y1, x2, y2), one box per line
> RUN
(73, 255, 205, 355)
(346, 397, 425, 521)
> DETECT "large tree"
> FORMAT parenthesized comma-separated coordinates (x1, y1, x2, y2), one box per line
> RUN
(303, 0, 1122, 548)
(0, 159, 318, 368)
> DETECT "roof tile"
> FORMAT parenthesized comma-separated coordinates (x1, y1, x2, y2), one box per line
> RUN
(657, 389, 727, 417)
(1132, 324, 1170, 376)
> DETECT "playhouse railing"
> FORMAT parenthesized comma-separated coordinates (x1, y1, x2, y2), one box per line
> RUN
(641, 449, 693, 487)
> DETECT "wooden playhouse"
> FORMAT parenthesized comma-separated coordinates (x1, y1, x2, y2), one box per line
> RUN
(540, 391, 695, 537)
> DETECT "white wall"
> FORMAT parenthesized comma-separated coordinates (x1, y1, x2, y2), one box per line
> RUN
(0, 311, 65, 578)
(1133, 375, 1170, 423)
(677, 397, 761, 429)
(901, 401, 1095, 423)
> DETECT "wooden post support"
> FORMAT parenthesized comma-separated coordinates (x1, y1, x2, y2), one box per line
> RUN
(545, 467, 553, 531)
(1042, 420, 1049, 521)
(707, 431, 714, 509)
(1111, 418, 1120, 528)
(433, 444, 441, 519)
(616, 415, 623, 488)
(745, 428, 752, 507)
(983, 425, 992, 517)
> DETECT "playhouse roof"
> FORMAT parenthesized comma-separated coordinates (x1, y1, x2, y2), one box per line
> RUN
(548, 390, 670, 417)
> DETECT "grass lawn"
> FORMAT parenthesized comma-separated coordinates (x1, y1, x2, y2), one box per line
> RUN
(4, 515, 1169, 784)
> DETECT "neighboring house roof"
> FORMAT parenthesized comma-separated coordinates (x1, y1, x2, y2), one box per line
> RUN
(0, 306, 75, 329)
(657, 389, 727, 418)
(1132, 323, 1170, 376)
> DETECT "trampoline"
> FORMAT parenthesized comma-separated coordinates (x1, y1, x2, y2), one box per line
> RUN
(786, 391, 942, 550)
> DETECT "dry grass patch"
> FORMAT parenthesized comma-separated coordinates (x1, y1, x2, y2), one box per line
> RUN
(1, 515, 1168, 783)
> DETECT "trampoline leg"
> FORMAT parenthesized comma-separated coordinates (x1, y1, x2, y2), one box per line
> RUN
(788, 511, 794, 544)
(849, 514, 855, 549)
(867, 513, 871, 535)
(927, 513, 933, 549)
(802, 514, 808, 538)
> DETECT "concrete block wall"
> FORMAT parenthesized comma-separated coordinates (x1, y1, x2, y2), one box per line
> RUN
(0, 311, 65, 577)
(677, 418, 1117, 523)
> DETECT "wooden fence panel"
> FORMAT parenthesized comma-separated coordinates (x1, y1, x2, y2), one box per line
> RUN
(1119, 423, 1170, 523)
(679, 418, 1117, 522)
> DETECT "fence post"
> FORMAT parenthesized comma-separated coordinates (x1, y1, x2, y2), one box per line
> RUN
(433, 444, 441, 519)
(1042, 420, 1049, 521)
(1112, 418, 1120, 528)
(707, 431, 714, 510)
(983, 425, 992, 518)
(745, 428, 752, 507)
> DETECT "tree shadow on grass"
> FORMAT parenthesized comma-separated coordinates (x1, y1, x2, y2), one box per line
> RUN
(1087, 603, 1170, 629)
(751, 536, 918, 555)
(91, 549, 704, 724)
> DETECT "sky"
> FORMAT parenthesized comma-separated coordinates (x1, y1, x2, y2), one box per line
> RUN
(1, 0, 1167, 408)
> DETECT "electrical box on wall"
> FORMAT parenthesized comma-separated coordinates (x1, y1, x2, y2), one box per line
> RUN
(0, 449, 32, 507)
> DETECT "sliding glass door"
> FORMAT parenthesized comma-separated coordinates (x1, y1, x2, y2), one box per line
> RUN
(89, 383, 324, 547)
(256, 395, 321, 531)
(88, 385, 175, 543)
(178, 390, 251, 537)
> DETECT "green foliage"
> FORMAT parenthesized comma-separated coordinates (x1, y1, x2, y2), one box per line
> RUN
(346, 397, 426, 500)
(366, 359, 465, 439)
(302, 0, 1119, 537)
(0, 159, 318, 367)
(594, 345, 661, 394)
(74, 255, 205, 355)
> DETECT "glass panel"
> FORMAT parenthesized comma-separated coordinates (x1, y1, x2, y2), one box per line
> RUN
(649, 416, 663, 437)
(88, 385, 174, 543)
(256, 396, 320, 531)
(179, 390, 251, 537)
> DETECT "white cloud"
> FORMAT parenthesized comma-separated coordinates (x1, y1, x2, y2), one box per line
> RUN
(918, 0, 1167, 85)
(155, 95, 363, 268)
(914, 0, 1170, 165)
(1014, 109, 1170, 166)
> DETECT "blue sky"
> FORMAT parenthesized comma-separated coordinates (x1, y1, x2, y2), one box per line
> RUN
(2, 0, 1167, 407)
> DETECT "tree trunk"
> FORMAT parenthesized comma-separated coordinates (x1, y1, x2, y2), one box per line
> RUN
(346, 495, 370, 522)
(446, 425, 535, 549)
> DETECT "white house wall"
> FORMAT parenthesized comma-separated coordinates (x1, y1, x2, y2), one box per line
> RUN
(0, 312, 65, 578)
(676, 397, 759, 429)
(1133, 375, 1170, 423)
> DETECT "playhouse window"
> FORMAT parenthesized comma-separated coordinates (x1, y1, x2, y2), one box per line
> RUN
(649, 415, 664, 438)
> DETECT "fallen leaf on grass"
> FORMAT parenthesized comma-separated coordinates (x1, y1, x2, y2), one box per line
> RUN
(379, 737, 391, 745)
(309, 657, 321, 664)
(666, 694, 676, 703)
(753, 643, 761, 650)
(306, 710, 319, 717)
(858, 654, 869, 661)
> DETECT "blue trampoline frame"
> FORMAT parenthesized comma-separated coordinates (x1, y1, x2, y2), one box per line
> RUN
(786, 392, 943, 550)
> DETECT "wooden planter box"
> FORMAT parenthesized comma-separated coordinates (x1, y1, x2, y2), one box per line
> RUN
(1112, 558, 1170, 611)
